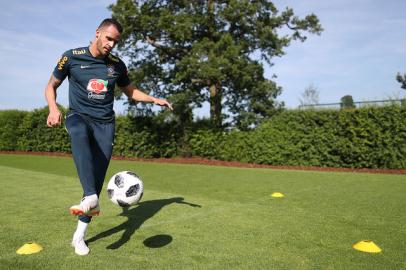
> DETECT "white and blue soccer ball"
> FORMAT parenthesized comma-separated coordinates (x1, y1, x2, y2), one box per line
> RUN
(107, 171, 144, 207)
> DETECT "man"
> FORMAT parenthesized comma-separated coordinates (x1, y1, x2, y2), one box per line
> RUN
(45, 18, 172, 256)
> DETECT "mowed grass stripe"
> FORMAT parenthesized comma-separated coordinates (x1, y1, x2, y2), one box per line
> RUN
(0, 154, 405, 269)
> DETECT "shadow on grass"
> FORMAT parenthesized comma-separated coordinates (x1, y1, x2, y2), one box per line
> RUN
(143, 234, 173, 248)
(87, 197, 201, 249)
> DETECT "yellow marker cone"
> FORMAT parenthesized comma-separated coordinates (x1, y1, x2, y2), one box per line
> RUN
(16, 242, 43, 255)
(353, 240, 382, 253)
(271, 192, 284, 198)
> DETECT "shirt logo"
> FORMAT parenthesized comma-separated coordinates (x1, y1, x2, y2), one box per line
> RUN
(87, 79, 108, 99)
(57, 56, 68, 70)
(81, 65, 90, 69)
(72, 49, 86, 55)
(107, 64, 116, 77)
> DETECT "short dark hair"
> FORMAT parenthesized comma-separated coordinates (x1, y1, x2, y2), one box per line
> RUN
(98, 18, 123, 34)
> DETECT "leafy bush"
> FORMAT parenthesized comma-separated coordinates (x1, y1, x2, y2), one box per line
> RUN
(113, 115, 177, 158)
(188, 106, 406, 169)
(17, 106, 70, 152)
(0, 105, 404, 169)
(0, 110, 28, 150)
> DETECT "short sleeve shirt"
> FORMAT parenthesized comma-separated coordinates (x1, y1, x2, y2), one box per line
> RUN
(53, 46, 130, 122)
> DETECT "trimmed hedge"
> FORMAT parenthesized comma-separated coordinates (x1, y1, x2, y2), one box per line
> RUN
(0, 105, 405, 169)
(113, 115, 177, 158)
(16, 106, 71, 152)
(0, 110, 29, 150)
(189, 106, 406, 169)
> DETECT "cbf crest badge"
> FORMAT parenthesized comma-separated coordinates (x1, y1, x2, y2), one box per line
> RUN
(107, 64, 116, 77)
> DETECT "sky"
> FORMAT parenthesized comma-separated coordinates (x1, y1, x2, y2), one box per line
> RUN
(1, 0, 405, 116)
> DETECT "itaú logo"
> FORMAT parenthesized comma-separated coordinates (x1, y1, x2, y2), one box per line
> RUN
(87, 79, 108, 94)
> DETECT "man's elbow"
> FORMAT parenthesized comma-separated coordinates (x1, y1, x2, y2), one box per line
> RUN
(121, 86, 134, 98)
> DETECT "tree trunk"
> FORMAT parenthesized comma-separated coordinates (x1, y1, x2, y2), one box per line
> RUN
(207, 1, 221, 128)
(209, 83, 222, 128)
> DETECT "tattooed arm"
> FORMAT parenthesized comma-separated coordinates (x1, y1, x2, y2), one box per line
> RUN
(45, 74, 63, 127)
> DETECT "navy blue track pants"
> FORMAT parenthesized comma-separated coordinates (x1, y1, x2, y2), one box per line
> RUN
(66, 113, 115, 223)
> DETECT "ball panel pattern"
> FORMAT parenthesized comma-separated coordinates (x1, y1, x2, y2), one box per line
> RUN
(126, 184, 140, 197)
(117, 199, 130, 207)
(114, 174, 124, 188)
(107, 189, 114, 199)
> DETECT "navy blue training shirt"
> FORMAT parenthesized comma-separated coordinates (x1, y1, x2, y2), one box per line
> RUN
(53, 46, 130, 122)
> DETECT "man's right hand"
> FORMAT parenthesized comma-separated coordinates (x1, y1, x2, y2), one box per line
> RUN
(45, 74, 63, 127)
(47, 109, 62, 127)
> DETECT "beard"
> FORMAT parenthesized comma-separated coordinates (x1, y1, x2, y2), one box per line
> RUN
(96, 38, 109, 56)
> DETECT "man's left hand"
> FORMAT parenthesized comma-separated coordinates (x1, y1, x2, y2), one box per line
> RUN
(153, 98, 173, 110)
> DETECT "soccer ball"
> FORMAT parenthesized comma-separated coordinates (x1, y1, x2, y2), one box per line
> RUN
(107, 171, 144, 207)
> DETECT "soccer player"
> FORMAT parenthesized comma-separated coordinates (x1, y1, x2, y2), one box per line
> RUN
(45, 18, 172, 255)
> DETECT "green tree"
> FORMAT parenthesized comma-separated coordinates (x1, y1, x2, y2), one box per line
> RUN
(396, 72, 406, 89)
(340, 95, 355, 109)
(110, 0, 322, 129)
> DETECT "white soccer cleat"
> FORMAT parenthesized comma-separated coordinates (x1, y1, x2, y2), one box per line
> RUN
(69, 194, 100, 216)
(71, 238, 90, 256)
(69, 204, 100, 216)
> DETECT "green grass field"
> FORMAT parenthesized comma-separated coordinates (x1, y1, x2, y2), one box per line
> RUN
(0, 154, 405, 269)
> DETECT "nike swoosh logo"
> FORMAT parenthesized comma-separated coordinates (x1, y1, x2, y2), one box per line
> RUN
(81, 65, 90, 69)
